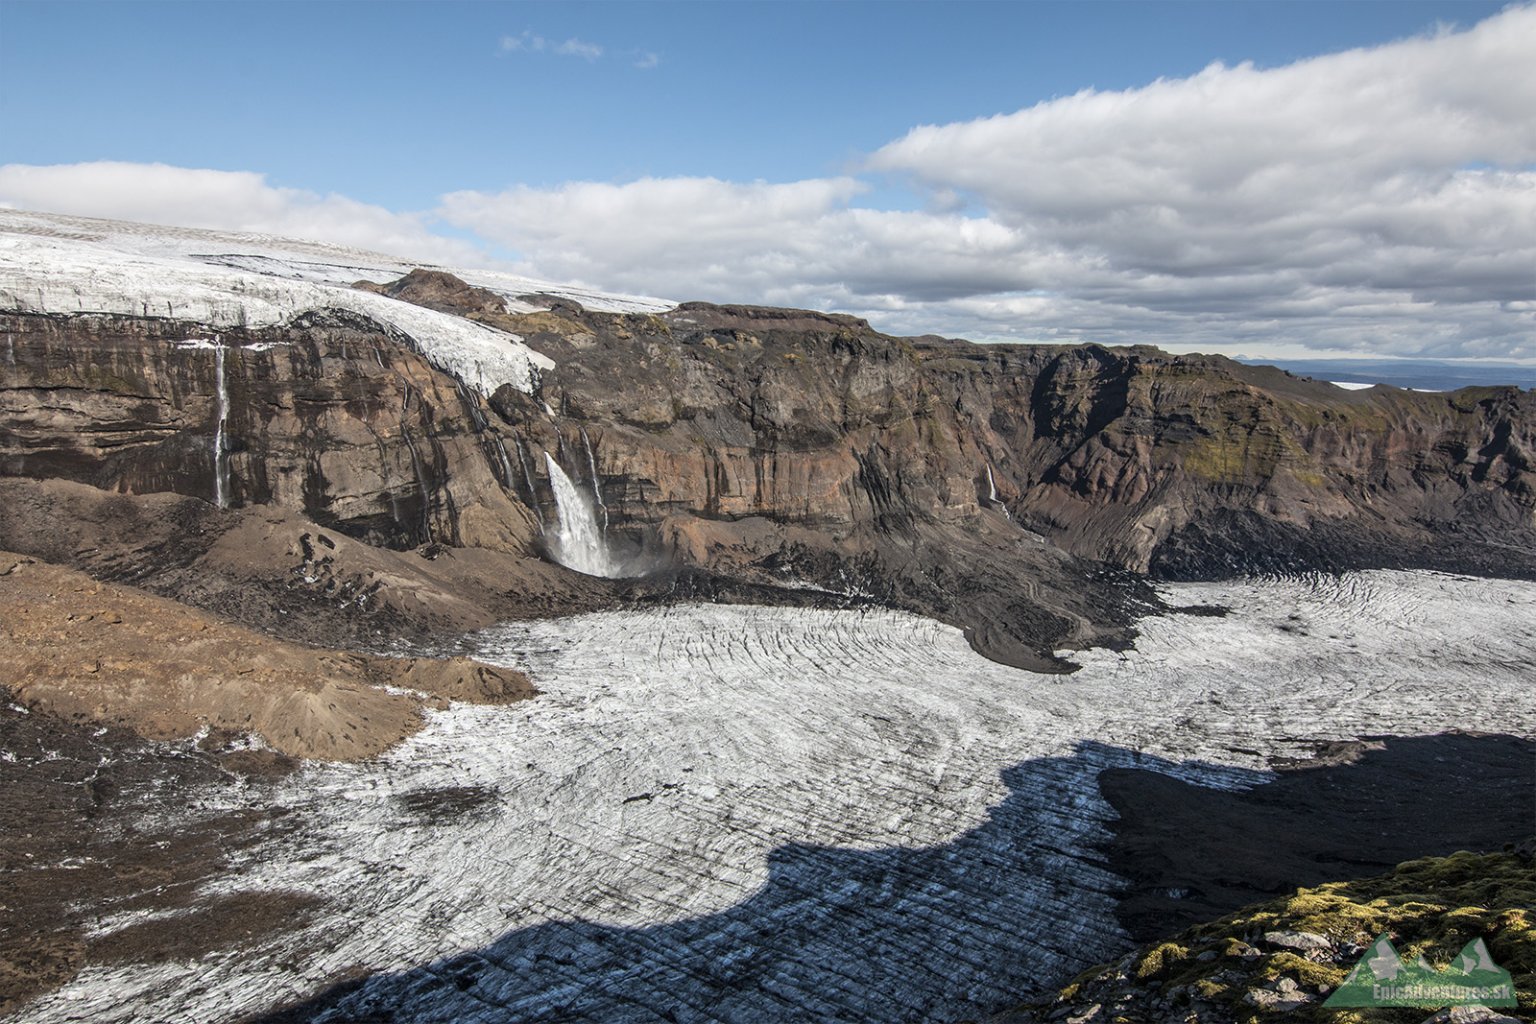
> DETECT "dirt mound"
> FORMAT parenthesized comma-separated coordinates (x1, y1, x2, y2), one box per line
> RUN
(0, 553, 534, 760)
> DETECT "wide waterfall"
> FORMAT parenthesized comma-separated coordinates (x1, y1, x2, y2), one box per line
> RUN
(543, 452, 621, 577)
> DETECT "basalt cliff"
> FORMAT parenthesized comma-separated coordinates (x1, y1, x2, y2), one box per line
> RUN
(2, 213, 1534, 672)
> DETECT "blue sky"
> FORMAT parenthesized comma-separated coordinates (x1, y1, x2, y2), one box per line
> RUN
(2, 1, 1532, 360)
(2, 1, 1507, 205)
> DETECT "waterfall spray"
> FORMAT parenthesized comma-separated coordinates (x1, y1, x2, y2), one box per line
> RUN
(543, 451, 619, 577)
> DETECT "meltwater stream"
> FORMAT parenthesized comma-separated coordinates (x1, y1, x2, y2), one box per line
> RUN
(18, 571, 1536, 1024)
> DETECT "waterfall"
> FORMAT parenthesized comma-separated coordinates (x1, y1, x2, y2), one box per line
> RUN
(543, 451, 620, 577)
(402, 426, 433, 543)
(985, 464, 1011, 520)
(580, 427, 609, 533)
(490, 434, 517, 490)
(213, 339, 229, 509)
(514, 438, 542, 523)
(458, 382, 489, 433)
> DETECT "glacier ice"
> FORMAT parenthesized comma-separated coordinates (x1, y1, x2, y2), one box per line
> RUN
(10, 571, 1536, 1024)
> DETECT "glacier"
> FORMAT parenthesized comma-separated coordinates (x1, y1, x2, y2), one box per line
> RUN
(0, 209, 669, 398)
(12, 570, 1536, 1024)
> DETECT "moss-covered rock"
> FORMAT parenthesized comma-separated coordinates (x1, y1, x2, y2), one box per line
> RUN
(996, 848, 1534, 1024)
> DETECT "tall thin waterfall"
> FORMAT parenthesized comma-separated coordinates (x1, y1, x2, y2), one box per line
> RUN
(985, 464, 1010, 520)
(403, 427, 433, 543)
(543, 452, 620, 577)
(212, 338, 229, 508)
(515, 439, 542, 523)
(491, 434, 517, 490)
(580, 427, 609, 533)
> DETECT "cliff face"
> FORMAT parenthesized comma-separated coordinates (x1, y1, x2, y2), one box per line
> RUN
(1, 311, 540, 554)
(4, 280, 1534, 667)
(499, 302, 1536, 579)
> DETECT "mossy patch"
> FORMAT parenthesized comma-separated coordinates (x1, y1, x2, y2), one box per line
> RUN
(1134, 941, 1190, 979)
(1010, 850, 1534, 1023)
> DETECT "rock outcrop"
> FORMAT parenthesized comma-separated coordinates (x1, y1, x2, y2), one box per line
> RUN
(506, 302, 1536, 578)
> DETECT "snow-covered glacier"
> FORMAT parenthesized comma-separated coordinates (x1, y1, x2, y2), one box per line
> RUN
(0, 209, 669, 396)
(15, 570, 1536, 1024)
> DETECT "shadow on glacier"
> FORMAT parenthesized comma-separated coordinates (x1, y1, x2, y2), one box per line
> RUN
(255, 733, 1533, 1024)
(1100, 731, 1536, 943)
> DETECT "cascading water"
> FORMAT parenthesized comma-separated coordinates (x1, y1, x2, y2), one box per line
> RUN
(985, 464, 1010, 520)
(212, 338, 229, 508)
(402, 426, 433, 543)
(580, 427, 609, 533)
(490, 434, 517, 491)
(543, 451, 620, 577)
(514, 438, 542, 523)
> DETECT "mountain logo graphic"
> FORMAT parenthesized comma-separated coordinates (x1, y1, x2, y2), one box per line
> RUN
(1325, 934, 1517, 1009)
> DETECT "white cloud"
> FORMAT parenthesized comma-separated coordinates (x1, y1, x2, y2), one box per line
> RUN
(5, 7, 1534, 361)
(500, 31, 546, 53)
(554, 38, 603, 61)
(453, 5, 1536, 360)
(499, 31, 608, 63)
(634, 51, 660, 70)
(0, 162, 482, 265)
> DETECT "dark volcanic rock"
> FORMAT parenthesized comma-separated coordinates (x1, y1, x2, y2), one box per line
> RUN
(0, 703, 301, 1016)
(0, 311, 538, 553)
(5, 277, 1536, 665)
(1099, 733, 1536, 943)
(353, 268, 507, 317)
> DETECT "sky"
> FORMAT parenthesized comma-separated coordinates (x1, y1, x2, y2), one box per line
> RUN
(1, 0, 1533, 362)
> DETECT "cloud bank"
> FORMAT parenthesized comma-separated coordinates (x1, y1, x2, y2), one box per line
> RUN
(0, 162, 480, 265)
(448, 5, 1536, 359)
(4, 6, 1534, 359)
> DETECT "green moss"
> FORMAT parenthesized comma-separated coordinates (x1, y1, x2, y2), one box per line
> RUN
(1135, 941, 1190, 979)
(1259, 951, 1345, 989)
(1026, 851, 1535, 1023)
(1193, 978, 1228, 1000)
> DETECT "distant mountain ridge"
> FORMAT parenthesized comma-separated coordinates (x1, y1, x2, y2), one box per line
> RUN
(1249, 357, 1536, 393)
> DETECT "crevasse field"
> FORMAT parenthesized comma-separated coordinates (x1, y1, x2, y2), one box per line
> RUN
(20, 571, 1536, 1024)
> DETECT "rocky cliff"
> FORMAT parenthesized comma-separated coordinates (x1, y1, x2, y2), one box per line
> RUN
(996, 846, 1534, 1024)
(0, 310, 538, 552)
(505, 300, 1535, 579)
(4, 225, 1535, 666)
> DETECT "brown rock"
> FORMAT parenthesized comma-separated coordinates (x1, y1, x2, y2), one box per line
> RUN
(0, 553, 535, 760)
